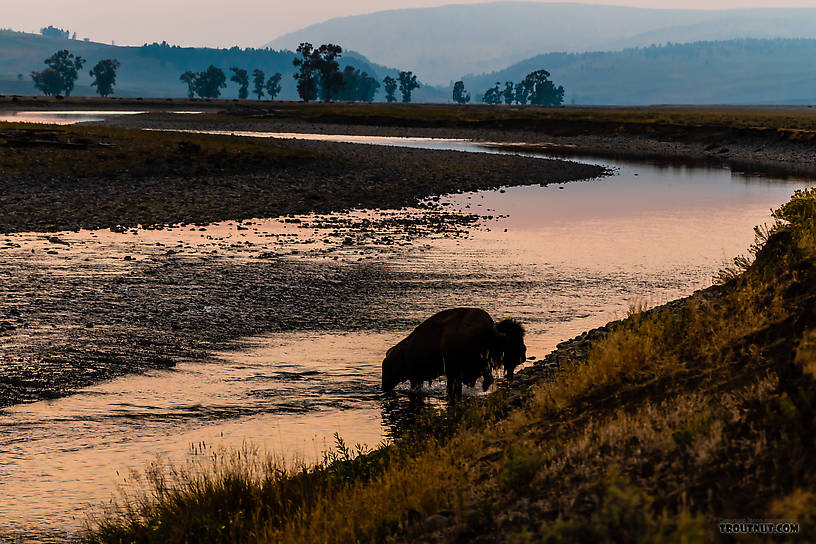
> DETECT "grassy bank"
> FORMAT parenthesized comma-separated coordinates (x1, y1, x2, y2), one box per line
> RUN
(85, 188, 816, 542)
(225, 102, 816, 134)
(8, 96, 816, 136)
(0, 123, 315, 178)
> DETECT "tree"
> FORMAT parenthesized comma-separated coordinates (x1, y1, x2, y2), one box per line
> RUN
(293, 42, 318, 102)
(339, 66, 380, 102)
(89, 59, 120, 97)
(31, 50, 85, 96)
(193, 65, 227, 98)
(315, 44, 343, 101)
(31, 69, 63, 96)
(383, 76, 398, 103)
(252, 69, 265, 100)
(523, 69, 565, 106)
(452, 81, 470, 104)
(482, 82, 501, 104)
(514, 80, 530, 105)
(397, 71, 419, 103)
(265, 73, 282, 100)
(502, 82, 515, 105)
(230, 67, 249, 99)
(180, 71, 196, 98)
(40, 26, 69, 39)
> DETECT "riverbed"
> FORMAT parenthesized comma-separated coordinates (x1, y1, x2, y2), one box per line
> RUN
(0, 119, 811, 542)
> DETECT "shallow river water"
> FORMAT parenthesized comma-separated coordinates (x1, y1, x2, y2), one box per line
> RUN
(0, 123, 811, 542)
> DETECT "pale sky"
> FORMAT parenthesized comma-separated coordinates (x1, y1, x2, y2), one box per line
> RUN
(3, 0, 816, 48)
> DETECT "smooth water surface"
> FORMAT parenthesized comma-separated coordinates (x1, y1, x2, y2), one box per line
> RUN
(0, 129, 811, 541)
(0, 111, 202, 125)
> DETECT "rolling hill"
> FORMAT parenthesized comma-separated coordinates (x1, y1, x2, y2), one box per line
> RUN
(460, 38, 816, 105)
(0, 30, 448, 101)
(266, 2, 816, 86)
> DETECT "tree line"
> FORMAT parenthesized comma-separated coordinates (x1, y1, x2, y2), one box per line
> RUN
(178, 66, 283, 100)
(479, 70, 565, 106)
(173, 42, 421, 102)
(27, 44, 563, 105)
(291, 42, 419, 103)
(31, 49, 120, 97)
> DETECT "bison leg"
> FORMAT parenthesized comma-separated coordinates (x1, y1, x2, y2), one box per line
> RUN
(446, 377, 463, 399)
(482, 370, 495, 391)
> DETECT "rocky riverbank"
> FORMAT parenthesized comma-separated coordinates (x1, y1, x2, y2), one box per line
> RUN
(0, 121, 606, 233)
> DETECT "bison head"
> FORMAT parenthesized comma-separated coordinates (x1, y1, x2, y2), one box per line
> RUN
(493, 318, 526, 379)
(382, 346, 405, 392)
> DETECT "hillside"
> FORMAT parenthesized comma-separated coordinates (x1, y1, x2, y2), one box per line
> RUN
(265, 2, 816, 86)
(462, 39, 816, 105)
(0, 30, 447, 101)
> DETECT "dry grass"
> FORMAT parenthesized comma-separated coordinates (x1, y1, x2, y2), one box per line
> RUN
(0, 122, 315, 178)
(224, 101, 816, 135)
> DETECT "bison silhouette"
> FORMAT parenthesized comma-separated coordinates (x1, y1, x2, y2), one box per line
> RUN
(382, 307, 526, 397)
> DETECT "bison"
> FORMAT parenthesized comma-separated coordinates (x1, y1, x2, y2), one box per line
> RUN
(382, 307, 526, 398)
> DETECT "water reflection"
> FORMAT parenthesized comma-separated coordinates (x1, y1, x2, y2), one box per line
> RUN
(0, 110, 202, 125)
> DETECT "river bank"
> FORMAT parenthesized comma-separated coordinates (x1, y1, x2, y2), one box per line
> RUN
(0, 122, 605, 233)
(95, 101, 816, 179)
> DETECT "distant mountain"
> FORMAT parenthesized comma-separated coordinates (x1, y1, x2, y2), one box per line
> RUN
(0, 30, 447, 101)
(461, 38, 816, 105)
(265, 2, 816, 85)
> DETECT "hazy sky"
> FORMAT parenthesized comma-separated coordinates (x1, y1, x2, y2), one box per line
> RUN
(4, 0, 816, 48)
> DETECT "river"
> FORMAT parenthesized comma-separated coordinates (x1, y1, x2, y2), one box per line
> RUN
(0, 113, 811, 542)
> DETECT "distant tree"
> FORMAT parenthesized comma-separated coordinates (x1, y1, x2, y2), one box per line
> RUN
(514, 80, 530, 105)
(180, 71, 196, 98)
(523, 69, 565, 106)
(397, 71, 419, 103)
(89, 58, 120, 97)
(31, 49, 85, 96)
(481, 82, 502, 104)
(293, 42, 318, 102)
(31, 68, 63, 96)
(502, 81, 515, 105)
(16, 73, 23, 81)
(252, 69, 265, 100)
(229, 67, 249, 99)
(452, 81, 470, 104)
(40, 26, 69, 39)
(315, 44, 344, 101)
(383, 76, 398, 103)
(339, 66, 380, 102)
(265, 72, 282, 100)
(193, 65, 227, 98)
